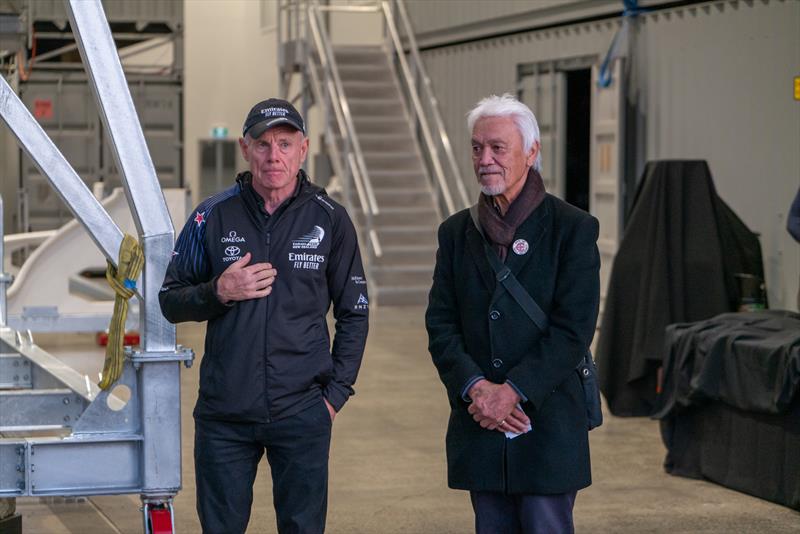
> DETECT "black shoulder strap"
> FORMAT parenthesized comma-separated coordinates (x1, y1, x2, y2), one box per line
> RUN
(469, 203, 550, 334)
(482, 241, 550, 334)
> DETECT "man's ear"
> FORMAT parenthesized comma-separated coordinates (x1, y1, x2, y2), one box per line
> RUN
(299, 135, 309, 163)
(527, 141, 540, 167)
(238, 137, 250, 162)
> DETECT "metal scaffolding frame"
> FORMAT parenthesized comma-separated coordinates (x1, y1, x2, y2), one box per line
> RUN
(0, 1, 189, 531)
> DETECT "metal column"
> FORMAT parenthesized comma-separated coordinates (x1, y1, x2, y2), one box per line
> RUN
(0, 0, 191, 530)
(65, 0, 181, 500)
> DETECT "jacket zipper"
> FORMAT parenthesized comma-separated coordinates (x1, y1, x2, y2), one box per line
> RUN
(264, 230, 271, 422)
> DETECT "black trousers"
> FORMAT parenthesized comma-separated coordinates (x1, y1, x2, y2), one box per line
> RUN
(194, 398, 332, 534)
(470, 490, 577, 534)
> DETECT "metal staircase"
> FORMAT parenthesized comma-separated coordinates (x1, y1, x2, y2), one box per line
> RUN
(278, 0, 469, 306)
(336, 45, 438, 305)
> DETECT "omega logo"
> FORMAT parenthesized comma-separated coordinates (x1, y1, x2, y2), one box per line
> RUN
(221, 231, 246, 244)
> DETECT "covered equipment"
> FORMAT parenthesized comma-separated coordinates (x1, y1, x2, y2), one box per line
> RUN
(596, 160, 765, 416)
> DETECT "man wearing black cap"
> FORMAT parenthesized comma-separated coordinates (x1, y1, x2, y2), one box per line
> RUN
(159, 98, 369, 533)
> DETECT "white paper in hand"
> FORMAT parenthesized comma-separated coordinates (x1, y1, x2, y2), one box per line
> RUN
(505, 404, 532, 439)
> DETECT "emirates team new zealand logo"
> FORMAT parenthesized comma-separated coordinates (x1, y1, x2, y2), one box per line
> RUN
(292, 225, 325, 249)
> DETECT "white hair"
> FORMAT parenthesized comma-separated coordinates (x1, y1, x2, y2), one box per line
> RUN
(466, 93, 542, 171)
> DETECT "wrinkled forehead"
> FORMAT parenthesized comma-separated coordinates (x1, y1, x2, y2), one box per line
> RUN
(251, 124, 306, 141)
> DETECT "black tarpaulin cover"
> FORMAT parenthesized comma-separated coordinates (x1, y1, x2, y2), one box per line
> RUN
(596, 160, 765, 416)
(654, 311, 800, 510)
(654, 311, 800, 419)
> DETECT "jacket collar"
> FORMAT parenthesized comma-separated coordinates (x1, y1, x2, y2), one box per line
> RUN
(236, 169, 322, 228)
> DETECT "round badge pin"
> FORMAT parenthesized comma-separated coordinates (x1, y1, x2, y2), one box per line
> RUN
(512, 239, 529, 255)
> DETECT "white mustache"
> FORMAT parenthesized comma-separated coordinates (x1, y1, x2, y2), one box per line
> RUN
(479, 167, 500, 174)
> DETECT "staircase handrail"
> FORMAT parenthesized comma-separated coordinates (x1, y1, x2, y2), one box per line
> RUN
(392, 0, 470, 212)
(379, 1, 456, 215)
(309, 3, 380, 217)
(304, 38, 382, 260)
(306, 3, 382, 260)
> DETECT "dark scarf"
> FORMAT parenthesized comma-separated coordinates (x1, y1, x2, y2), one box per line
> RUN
(478, 168, 546, 261)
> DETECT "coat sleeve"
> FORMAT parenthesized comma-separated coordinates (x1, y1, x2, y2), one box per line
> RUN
(158, 211, 232, 323)
(788, 187, 800, 242)
(324, 209, 369, 411)
(505, 215, 600, 410)
(426, 221, 485, 405)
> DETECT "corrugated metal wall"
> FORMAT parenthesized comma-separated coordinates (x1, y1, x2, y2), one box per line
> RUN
(17, 77, 182, 231)
(414, 0, 800, 309)
(631, 0, 799, 312)
(405, 0, 579, 34)
(28, 0, 182, 27)
(404, 0, 624, 47)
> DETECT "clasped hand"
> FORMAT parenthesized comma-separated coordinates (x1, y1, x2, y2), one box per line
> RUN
(467, 379, 530, 434)
(216, 252, 276, 304)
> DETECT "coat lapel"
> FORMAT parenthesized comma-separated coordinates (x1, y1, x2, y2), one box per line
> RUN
(504, 197, 551, 276)
(465, 218, 495, 291)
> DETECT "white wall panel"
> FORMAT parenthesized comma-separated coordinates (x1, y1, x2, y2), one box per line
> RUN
(184, 0, 274, 204)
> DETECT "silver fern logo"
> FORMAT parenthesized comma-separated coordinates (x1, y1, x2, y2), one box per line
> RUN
(292, 225, 325, 249)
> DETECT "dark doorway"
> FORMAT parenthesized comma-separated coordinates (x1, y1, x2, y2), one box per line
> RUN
(565, 68, 591, 212)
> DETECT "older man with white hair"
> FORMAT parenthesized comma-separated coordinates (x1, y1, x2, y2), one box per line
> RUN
(426, 93, 600, 533)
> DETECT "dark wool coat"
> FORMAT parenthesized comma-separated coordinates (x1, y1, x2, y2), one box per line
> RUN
(426, 194, 600, 494)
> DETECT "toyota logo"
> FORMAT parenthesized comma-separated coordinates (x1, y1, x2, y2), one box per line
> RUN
(225, 246, 240, 257)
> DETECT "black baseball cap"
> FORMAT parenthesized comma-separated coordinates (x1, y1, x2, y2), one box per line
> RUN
(242, 98, 306, 139)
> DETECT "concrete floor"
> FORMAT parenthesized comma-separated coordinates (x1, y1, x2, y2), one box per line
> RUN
(12, 306, 800, 533)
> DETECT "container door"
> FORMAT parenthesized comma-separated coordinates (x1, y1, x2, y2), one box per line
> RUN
(590, 59, 625, 318)
(519, 63, 566, 200)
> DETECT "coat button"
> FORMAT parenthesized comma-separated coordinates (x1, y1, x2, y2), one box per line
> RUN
(492, 358, 503, 368)
(489, 310, 501, 320)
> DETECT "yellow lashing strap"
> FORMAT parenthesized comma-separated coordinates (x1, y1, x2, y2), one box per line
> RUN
(99, 234, 144, 390)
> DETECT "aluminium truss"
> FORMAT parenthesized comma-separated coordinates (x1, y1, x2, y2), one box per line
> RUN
(0, 1, 190, 532)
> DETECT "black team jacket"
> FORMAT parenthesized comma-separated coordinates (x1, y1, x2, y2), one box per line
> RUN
(159, 170, 369, 422)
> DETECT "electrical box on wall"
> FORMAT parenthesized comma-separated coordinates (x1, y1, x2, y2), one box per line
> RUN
(199, 139, 238, 201)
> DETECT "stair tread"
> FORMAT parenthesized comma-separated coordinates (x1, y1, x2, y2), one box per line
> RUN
(356, 206, 435, 213)
(376, 285, 432, 292)
(374, 264, 434, 272)
(340, 132, 410, 139)
(338, 63, 390, 70)
(335, 48, 387, 56)
(353, 115, 407, 122)
(380, 243, 438, 251)
(347, 97, 400, 103)
(363, 150, 419, 157)
(342, 79, 395, 85)
(352, 114, 409, 121)
(369, 169, 427, 176)
(376, 225, 437, 232)
(372, 186, 430, 193)
(336, 133, 411, 140)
